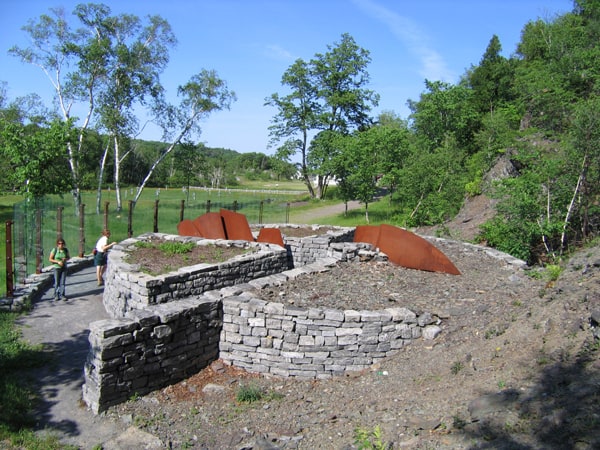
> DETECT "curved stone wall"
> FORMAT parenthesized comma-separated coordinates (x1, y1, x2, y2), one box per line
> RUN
(82, 231, 528, 413)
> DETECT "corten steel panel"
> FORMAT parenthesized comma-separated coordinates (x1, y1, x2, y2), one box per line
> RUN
(194, 212, 227, 239)
(376, 224, 461, 275)
(353, 225, 381, 247)
(177, 219, 203, 237)
(219, 209, 255, 241)
(257, 228, 285, 247)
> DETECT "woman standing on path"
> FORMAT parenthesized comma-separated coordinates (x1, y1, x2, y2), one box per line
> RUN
(94, 229, 117, 286)
(49, 238, 70, 301)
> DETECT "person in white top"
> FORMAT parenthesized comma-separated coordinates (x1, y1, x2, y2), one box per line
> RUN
(94, 229, 117, 286)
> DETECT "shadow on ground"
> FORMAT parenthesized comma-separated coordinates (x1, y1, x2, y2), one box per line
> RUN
(461, 338, 600, 449)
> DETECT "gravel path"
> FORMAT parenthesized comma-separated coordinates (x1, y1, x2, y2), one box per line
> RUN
(288, 200, 363, 224)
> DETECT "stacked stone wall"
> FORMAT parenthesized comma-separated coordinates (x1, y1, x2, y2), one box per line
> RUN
(102, 233, 289, 318)
(82, 242, 444, 412)
(74, 231, 528, 413)
(219, 295, 437, 379)
(283, 227, 354, 266)
(83, 296, 222, 413)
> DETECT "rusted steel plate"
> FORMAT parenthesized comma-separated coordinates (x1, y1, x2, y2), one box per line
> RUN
(219, 209, 255, 241)
(177, 219, 203, 237)
(194, 212, 227, 239)
(257, 228, 285, 247)
(377, 224, 461, 275)
(353, 225, 381, 247)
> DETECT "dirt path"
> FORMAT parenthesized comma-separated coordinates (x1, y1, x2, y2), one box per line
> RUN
(288, 200, 363, 224)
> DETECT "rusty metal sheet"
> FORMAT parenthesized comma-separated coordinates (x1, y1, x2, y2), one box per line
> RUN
(194, 212, 227, 239)
(257, 228, 285, 247)
(219, 209, 255, 241)
(353, 225, 381, 247)
(376, 224, 461, 275)
(177, 219, 203, 237)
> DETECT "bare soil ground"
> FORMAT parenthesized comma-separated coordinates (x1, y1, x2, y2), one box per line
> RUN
(106, 197, 600, 449)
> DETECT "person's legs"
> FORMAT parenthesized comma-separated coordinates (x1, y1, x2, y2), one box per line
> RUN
(53, 268, 60, 301)
(58, 268, 67, 299)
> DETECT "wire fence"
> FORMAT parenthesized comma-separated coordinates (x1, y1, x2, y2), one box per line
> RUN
(4, 188, 305, 297)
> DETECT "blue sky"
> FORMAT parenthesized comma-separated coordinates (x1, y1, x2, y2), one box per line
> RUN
(1, 0, 571, 154)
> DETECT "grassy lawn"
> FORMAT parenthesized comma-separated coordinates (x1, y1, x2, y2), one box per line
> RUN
(303, 198, 402, 227)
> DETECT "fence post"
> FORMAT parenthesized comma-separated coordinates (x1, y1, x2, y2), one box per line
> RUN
(259, 200, 264, 225)
(5, 221, 14, 298)
(153, 200, 159, 233)
(128, 201, 133, 238)
(78, 203, 85, 257)
(206, 200, 211, 213)
(56, 206, 64, 241)
(103, 201, 110, 230)
(36, 209, 42, 274)
(233, 200, 238, 212)
(180, 200, 185, 222)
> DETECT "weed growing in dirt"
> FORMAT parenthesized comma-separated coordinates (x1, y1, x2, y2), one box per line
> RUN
(235, 383, 284, 404)
(353, 424, 388, 449)
(545, 263, 563, 281)
(451, 361, 465, 374)
(134, 240, 195, 255)
(236, 383, 264, 403)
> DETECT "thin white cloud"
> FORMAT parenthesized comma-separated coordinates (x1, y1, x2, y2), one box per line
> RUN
(352, 0, 456, 82)
(263, 44, 295, 62)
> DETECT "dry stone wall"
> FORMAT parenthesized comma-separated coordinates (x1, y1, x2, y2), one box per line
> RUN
(219, 271, 439, 379)
(282, 227, 355, 266)
(81, 230, 524, 414)
(82, 238, 444, 413)
(102, 233, 289, 318)
(83, 295, 222, 413)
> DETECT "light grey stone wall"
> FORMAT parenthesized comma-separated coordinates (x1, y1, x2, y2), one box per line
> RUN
(82, 295, 222, 413)
(102, 233, 289, 319)
(82, 243, 440, 412)
(219, 296, 437, 379)
(281, 227, 355, 266)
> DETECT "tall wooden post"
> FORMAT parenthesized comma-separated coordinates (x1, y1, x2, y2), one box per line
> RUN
(78, 203, 86, 257)
(56, 206, 64, 241)
(153, 200, 159, 233)
(127, 201, 133, 238)
(5, 221, 14, 298)
(35, 209, 42, 274)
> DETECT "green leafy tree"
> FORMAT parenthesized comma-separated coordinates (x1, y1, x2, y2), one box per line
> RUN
(131, 69, 236, 207)
(267, 33, 379, 198)
(170, 141, 206, 196)
(467, 35, 515, 115)
(9, 6, 87, 210)
(67, 3, 176, 212)
(266, 58, 320, 197)
(567, 97, 600, 244)
(1, 119, 73, 198)
(343, 130, 382, 222)
(408, 80, 480, 154)
(395, 135, 468, 227)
